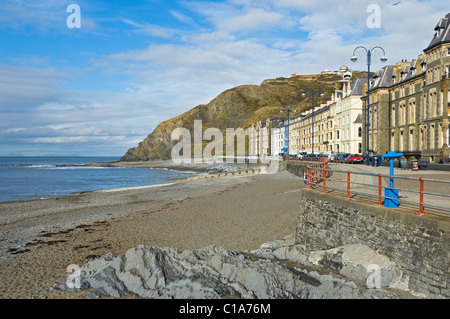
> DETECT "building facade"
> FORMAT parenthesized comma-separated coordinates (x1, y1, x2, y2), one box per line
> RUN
(363, 12, 450, 162)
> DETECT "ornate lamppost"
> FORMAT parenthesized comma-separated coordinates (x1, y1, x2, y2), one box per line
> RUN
(351, 46, 387, 165)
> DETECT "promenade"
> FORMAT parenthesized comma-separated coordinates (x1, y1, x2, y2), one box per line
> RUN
(305, 161, 450, 218)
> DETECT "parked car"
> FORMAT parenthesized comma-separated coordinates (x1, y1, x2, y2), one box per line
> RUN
(338, 153, 350, 163)
(346, 154, 363, 164)
(330, 154, 339, 163)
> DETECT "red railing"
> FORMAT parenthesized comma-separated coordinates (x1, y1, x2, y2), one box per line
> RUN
(305, 166, 450, 218)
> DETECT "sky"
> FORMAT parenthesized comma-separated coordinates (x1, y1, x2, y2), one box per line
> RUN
(0, 0, 448, 156)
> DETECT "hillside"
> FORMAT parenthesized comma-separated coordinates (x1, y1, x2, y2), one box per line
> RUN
(120, 72, 363, 161)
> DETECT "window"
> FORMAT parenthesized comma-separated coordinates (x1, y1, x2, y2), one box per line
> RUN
(419, 128, 423, 150)
(402, 104, 406, 125)
(423, 94, 428, 119)
(430, 124, 435, 150)
(390, 132, 395, 151)
(409, 102, 415, 124)
(358, 127, 362, 137)
(391, 106, 396, 127)
(410, 130, 414, 151)
(400, 130, 404, 152)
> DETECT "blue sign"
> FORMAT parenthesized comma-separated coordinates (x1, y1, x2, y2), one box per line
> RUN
(382, 152, 403, 208)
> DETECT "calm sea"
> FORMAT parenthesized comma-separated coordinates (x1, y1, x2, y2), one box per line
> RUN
(0, 156, 198, 203)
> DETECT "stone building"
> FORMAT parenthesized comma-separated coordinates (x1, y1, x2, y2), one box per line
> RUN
(362, 12, 450, 162)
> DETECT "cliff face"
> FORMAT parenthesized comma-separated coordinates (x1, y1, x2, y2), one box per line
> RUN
(121, 73, 345, 161)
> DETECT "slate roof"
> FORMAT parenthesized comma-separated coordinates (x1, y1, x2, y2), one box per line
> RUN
(350, 78, 365, 95)
(353, 114, 363, 123)
(424, 12, 450, 52)
(369, 65, 395, 90)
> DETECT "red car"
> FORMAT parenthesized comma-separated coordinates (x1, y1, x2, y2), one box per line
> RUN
(346, 154, 363, 164)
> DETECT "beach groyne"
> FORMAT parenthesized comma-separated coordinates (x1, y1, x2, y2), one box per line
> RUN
(296, 189, 450, 298)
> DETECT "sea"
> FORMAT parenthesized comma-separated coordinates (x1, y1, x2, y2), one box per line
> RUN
(0, 156, 199, 203)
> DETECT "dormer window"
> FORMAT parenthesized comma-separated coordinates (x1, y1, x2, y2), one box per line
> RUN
(421, 60, 427, 72)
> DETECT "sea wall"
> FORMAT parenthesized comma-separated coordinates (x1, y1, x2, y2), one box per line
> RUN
(296, 189, 450, 298)
(285, 161, 305, 178)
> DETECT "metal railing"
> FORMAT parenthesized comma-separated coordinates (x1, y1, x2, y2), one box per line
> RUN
(305, 166, 450, 218)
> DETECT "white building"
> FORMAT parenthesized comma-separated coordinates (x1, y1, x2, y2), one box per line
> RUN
(271, 122, 287, 156)
(331, 77, 365, 154)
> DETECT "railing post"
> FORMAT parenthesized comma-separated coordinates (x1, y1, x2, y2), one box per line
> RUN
(416, 177, 426, 216)
(377, 174, 383, 207)
(308, 168, 312, 190)
(346, 171, 351, 200)
(322, 168, 327, 195)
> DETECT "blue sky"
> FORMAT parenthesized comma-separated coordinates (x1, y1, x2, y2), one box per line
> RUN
(0, 0, 448, 156)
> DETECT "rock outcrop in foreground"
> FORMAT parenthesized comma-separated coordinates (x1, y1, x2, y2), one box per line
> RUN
(61, 237, 416, 299)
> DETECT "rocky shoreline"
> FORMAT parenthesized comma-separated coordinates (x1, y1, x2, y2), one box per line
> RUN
(57, 236, 417, 299)
(0, 162, 424, 299)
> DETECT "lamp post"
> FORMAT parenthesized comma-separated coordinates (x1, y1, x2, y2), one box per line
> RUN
(302, 91, 324, 155)
(351, 46, 387, 165)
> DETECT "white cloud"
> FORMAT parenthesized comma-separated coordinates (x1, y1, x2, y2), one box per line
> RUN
(0, 65, 68, 111)
(1, 0, 449, 156)
(170, 10, 197, 27)
(0, 0, 98, 33)
(216, 8, 286, 33)
(120, 18, 179, 38)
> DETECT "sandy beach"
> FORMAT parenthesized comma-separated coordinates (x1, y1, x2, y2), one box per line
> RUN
(0, 163, 302, 299)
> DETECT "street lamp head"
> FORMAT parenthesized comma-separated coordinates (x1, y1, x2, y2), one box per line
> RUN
(351, 56, 358, 62)
(301, 93, 306, 97)
(380, 56, 388, 63)
(320, 93, 324, 97)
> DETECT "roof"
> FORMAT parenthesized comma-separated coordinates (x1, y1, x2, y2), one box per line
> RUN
(353, 114, 363, 123)
(350, 78, 365, 95)
(369, 65, 395, 90)
(424, 12, 450, 52)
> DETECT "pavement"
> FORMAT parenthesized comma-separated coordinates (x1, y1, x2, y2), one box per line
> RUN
(309, 161, 450, 217)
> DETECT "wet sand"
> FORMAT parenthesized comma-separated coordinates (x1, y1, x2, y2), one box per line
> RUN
(0, 167, 303, 299)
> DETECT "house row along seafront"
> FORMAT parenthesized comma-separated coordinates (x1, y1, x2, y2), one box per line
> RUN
(250, 12, 450, 163)
(250, 66, 365, 158)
